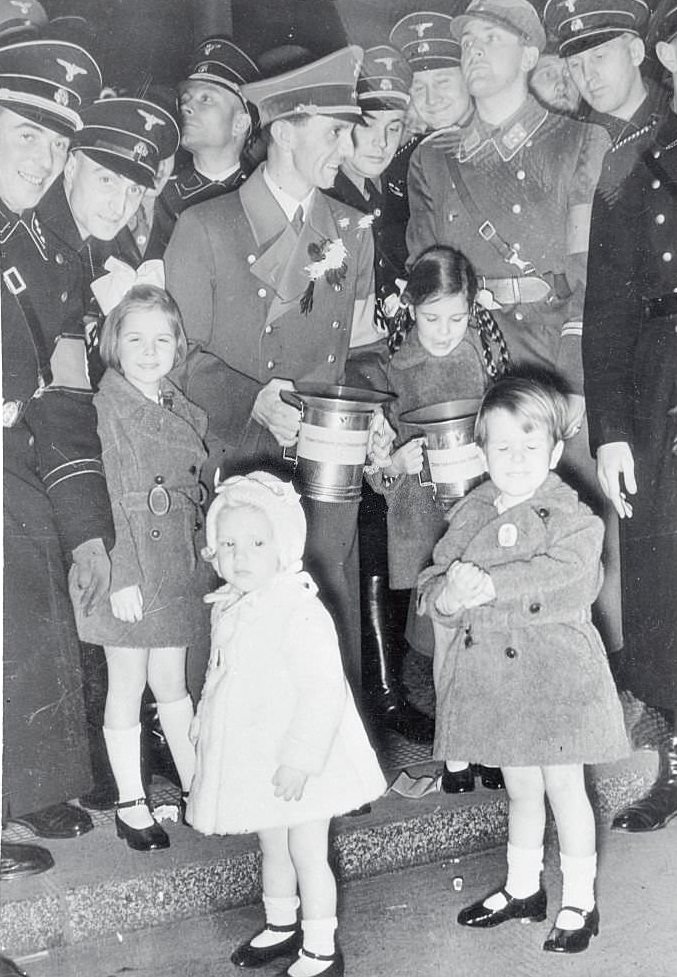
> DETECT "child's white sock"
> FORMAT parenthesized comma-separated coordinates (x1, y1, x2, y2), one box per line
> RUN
(287, 917, 337, 977)
(484, 843, 543, 909)
(156, 695, 195, 791)
(250, 894, 300, 948)
(104, 724, 154, 830)
(557, 851, 597, 929)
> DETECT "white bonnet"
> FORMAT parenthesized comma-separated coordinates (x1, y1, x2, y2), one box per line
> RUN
(204, 470, 307, 571)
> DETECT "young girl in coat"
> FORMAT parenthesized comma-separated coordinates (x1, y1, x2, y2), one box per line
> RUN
(75, 284, 208, 852)
(188, 471, 386, 977)
(373, 246, 509, 791)
(418, 377, 628, 953)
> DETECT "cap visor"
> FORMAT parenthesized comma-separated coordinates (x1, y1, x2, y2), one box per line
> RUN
(77, 148, 156, 188)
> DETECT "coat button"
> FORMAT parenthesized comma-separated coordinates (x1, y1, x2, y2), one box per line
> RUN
(378, 258, 385, 268)
(155, 475, 164, 484)
(652, 179, 661, 189)
(257, 287, 267, 298)
(333, 283, 342, 292)
(656, 213, 666, 224)
(515, 311, 524, 321)
(373, 207, 382, 217)
(150, 528, 161, 539)
(327, 353, 336, 364)
(331, 320, 340, 329)
(516, 169, 525, 181)
(266, 360, 275, 370)
(464, 628, 473, 648)
(512, 203, 521, 214)
(247, 254, 256, 264)
(264, 325, 273, 334)
(529, 602, 541, 614)
(537, 507, 549, 519)
(28, 435, 35, 447)
(505, 646, 517, 659)
(60, 291, 68, 302)
(653, 148, 661, 158)
(662, 252, 672, 262)
(189, 465, 197, 475)
(55, 252, 64, 265)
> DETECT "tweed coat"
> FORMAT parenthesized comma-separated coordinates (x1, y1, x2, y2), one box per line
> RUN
(406, 96, 610, 393)
(2, 199, 114, 816)
(418, 473, 628, 766)
(583, 109, 677, 711)
(75, 369, 210, 648)
(370, 328, 489, 590)
(187, 572, 386, 835)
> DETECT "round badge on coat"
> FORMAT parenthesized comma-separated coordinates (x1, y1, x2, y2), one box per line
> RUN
(498, 522, 518, 547)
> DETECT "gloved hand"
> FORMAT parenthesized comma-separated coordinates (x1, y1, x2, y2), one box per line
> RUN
(69, 537, 110, 616)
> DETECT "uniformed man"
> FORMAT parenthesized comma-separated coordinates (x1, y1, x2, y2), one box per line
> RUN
(37, 94, 182, 811)
(157, 36, 259, 226)
(323, 44, 434, 743)
(406, 0, 623, 650)
(0, 0, 46, 41)
(165, 47, 386, 693)
(1, 39, 114, 879)
(582, 1, 677, 832)
(529, 43, 584, 116)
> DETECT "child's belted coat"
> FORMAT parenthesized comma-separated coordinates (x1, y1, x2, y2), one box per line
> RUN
(419, 473, 628, 766)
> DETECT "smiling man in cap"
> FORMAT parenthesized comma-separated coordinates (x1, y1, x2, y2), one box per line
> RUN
(1, 38, 115, 880)
(165, 46, 387, 709)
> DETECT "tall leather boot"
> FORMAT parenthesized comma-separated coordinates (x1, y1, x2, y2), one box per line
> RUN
(612, 735, 677, 832)
(361, 576, 434, 744)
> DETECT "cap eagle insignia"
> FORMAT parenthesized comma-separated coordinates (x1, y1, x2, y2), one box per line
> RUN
(137, 108, 166, 132)
(56, 58, 88, 83)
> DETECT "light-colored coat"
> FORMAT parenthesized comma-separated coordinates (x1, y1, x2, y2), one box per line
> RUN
(418, 473, 629, 766)
(187, 572, 386, 836)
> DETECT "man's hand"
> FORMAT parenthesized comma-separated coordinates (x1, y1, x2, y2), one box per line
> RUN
(272, 764, 308, 801)
(251, 379, 301, 447)
(565, 393, 586, 438)
(110, 585, 144, 623)
(596, 441, 636, 518)
(388, 438, 425, 477)
(69, 537, 110, 616)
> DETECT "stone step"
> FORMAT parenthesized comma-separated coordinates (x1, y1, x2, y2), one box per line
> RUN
(0, 749, 657, 959)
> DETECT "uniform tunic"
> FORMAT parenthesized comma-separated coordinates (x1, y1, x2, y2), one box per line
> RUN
(583, 110, 677, 711)
(1, 200, 114, 816)
(164, 164, 377, 690)
(75, 369, 210, 648)
(407, 96, 610, 392)
(418, 474, 628, 766)
(187, 572, 386, 835)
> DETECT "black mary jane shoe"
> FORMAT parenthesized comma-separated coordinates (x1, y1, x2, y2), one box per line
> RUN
(282, 947, 345, 977)
(9, 802, 93, 840)
(476, 765, 505, 790)
(543, 905, 599, 954)
(457, 886, 547, 928)
(441, 765, 475, 794)
(115, 798, 170, 852)
(0, 954, 28, 977)
(231, 925, 302, 968)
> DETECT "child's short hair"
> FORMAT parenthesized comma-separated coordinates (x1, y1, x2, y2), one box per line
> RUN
(99, 284, 188, 371)
(474, 376, 570, 447)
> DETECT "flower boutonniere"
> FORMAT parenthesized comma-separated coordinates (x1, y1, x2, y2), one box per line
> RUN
(300, 237, 348, 315)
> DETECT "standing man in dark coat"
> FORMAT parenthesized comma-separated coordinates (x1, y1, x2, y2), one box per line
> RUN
(1, 39, 114, 879)
(165, 47, 388, 694)
(582, 4, 677, 832)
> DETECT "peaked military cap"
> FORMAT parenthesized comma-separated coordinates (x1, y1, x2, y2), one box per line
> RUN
(0, 0, 47, 41)
(357, 44, 412, 110)
(647, 0, 677, 45)
(241, 45, 364, 127)
(187, 36, 259, 96)
(389, 11, 462, 71)
(71, 96, 179, 188)
(451, 0, 546, 52)
(0, 39, 101, 134)
(544, 0, 650, 56)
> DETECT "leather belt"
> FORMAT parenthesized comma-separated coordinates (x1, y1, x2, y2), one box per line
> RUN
(481, 276, 551, 306)
(643, 293, 677, 320)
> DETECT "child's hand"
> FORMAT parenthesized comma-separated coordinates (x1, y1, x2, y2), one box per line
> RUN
(388, 438, 425, 477)
(272, 765, 308, 802)
(366, 409, 395, 470)
(450, 561, 495, 608)
(110, 585, 144, 622)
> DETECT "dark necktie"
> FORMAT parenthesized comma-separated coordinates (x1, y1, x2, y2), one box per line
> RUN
(291, 205, 304, 234)
(363, 178, 378, 204)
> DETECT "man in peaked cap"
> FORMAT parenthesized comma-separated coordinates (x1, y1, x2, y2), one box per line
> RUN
(582, 0, 677, 834)
(323, 44, 434, 745)
(159, 35, 259, 224)
(0, 0, 46, 42)
(165, 47, 391, 740)
(0, 39, 115, 879)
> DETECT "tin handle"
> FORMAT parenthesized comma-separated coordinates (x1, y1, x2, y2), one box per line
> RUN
(417, 437, 436, 495)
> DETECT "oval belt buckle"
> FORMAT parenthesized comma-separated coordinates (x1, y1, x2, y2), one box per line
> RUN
(147, 484, 171, 516)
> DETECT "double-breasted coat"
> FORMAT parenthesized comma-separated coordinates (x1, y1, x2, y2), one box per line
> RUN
(75, 369, 210, 648)
(418, 474, 628, 766)
(187, 571, 386, 835)
(2, 199, 114, 817)
(583, 109, 677, 712)
(164, 164, 377, 691)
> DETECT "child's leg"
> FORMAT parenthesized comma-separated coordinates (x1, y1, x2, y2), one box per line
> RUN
(103, 646, 152, 829)
(287, 819, 338, 977)
(148, 646, 195, 792)
(230, 827, 301, 967)
(543, 764, 597, 930)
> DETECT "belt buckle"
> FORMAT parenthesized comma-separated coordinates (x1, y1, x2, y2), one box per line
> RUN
(147, 483, 171, 516)
(3, 267, 27, 295)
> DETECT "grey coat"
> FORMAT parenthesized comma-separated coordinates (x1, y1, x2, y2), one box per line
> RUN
(76, 369, 211, 647)
(418, 473, 629, 766)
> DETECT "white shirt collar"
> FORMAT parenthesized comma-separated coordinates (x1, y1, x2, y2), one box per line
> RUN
(195, 161, 240, 183)
(262, 165, 315, 224)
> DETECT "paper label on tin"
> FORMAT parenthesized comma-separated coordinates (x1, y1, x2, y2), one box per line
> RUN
(297, 421, 369, 465)
(427, 443, 485, 483)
